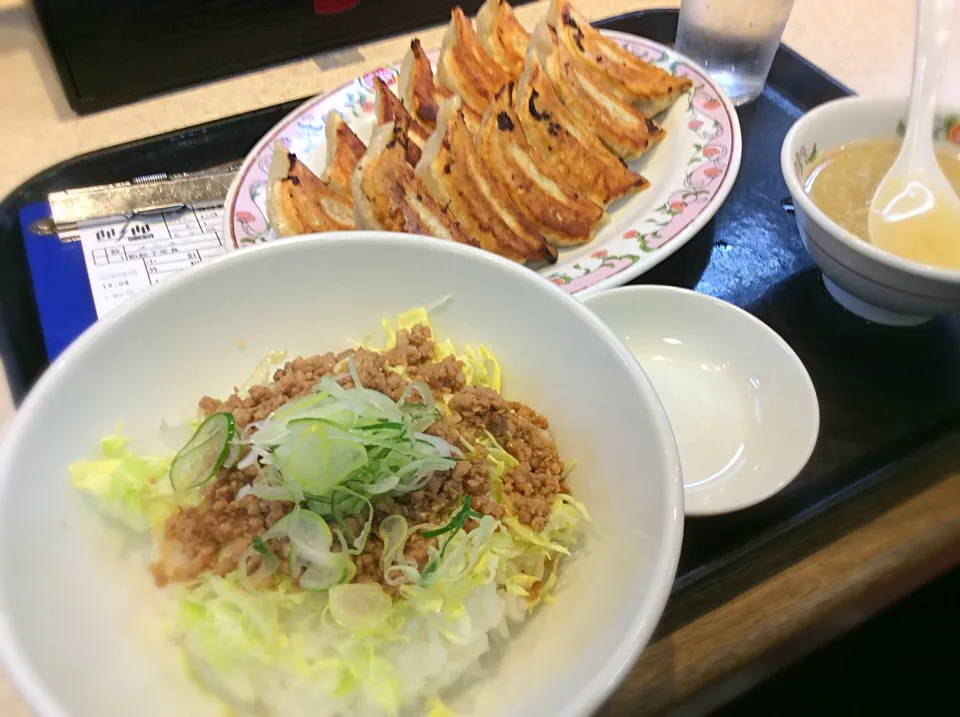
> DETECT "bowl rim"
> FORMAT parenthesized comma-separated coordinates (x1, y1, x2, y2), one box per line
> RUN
(0, 231, 685, 717)
(780, 94, 960, 285)
(582, 285, 820, 516)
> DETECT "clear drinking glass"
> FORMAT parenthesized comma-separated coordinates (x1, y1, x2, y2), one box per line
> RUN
(675, 0, 797, 106)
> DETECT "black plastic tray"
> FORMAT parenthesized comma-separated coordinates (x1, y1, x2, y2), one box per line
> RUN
(3, 10, 960, 603)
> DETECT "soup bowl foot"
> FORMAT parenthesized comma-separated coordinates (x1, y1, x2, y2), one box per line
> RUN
(822, 276, 933, 326)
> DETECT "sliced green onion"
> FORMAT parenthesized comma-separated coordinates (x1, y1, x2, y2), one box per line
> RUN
(377, 515, 409, 575)
(300, 554, 354, 591)
(169, 412, 235, 491)
(269, 391, 330, 423)
(421, 495, 481, 539)
(328, 583, 392, 634)
(238, 533, 280, 587)
(274, 507, 334, 568)
(274, 419, 368, 495)
(251, 536, 269, 555)
(399, 380, 436, 411)
(366, 473, 400, 494)
(264, 508, 353, 592)
(419, 496, 484, 582)
(329, 485, 375, 554)
(356, 421, 405, 432)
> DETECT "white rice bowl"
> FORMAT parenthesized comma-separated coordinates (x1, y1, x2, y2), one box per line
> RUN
(0, 233, 683, 717)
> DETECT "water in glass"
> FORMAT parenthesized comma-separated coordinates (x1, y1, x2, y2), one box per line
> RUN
(676, 0, 796, 105)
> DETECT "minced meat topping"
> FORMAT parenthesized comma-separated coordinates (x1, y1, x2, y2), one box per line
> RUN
(153, 325, 568, 589)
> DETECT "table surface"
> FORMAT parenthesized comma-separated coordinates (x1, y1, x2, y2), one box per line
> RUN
(1, 0, 960, 714)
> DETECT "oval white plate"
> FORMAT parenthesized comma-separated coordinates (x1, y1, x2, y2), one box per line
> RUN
(224, 30, 742, 297)
(584, 286, 820, 515)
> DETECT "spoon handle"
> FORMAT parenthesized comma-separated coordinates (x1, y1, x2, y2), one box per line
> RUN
(903, 0, 956, 170)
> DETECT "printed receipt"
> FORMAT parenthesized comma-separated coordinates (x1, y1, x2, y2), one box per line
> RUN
(77, 205, 227, 318)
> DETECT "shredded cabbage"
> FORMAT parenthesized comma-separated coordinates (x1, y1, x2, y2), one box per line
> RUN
(69, 307, 588, 717)
(69, 433, 180, 532)
(379, 308, 502, 394)
(426, 696, 455, 717)
(166, 494, 584, 715)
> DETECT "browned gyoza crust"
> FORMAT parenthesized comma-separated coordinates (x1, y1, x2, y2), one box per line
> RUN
(514, 48, 648, 207)
(351, 118, 477, 248)
(475, 0, 530, 80)
(416, 96, 557, 265)
(320, 111, 366, 197)
(533, 21, 665, 161)
(398, 39, 483, 135)
(476, 82, 606, 247)
(546, 0, 693, 115)
(372, 77, 430, 166)
(436, 8, 510, 117)
(266, 145, 354, 237)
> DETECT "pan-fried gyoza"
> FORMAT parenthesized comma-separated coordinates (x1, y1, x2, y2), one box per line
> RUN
(476, 82, 606, 247)
(418, 97, 557, 265)
(398, 39, 483, 135)
(531, 21, 666, 161)
(546, 0, 693, 116)
(372, 77, 430, 166)
(515, 47, 649, 206)
(268, 145, 354, 237)
(352, 119, 476, 247)
(436, 8, 511, 117)
(320, 110, 366, 197)
(263, 1, 694, 264)
(476, 0, 530, 79)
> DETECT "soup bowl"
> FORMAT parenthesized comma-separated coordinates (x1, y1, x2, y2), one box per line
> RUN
(0, 233, 683, 717)
(782, 95, 960, 326)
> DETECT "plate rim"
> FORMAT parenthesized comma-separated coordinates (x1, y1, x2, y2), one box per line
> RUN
(222, 30, 743, 297)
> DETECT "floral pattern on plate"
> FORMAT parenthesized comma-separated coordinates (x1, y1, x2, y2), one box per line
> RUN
(225, 31, 742, 296)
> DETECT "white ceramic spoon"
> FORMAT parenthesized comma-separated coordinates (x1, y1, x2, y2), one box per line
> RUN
(868, 0, 960, 269)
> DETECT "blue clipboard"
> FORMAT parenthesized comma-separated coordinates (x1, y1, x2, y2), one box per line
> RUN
(20, 202, 98, 361)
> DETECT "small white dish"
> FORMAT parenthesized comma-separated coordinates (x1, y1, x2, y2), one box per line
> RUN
(782, 95, 960, 326)
(584, 286, 820, 515)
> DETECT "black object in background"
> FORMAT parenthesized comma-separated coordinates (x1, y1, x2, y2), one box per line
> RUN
(33, 0, 537, 115)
